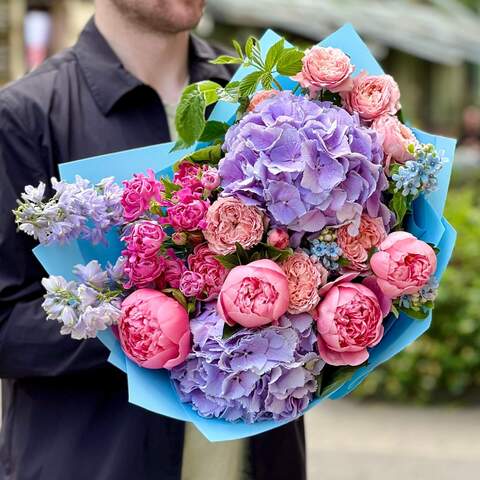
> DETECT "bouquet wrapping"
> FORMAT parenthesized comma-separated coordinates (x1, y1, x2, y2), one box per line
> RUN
(15, 24, 456, 441)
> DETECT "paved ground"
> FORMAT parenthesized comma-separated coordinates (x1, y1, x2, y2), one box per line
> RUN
(305, 400, 480, 480)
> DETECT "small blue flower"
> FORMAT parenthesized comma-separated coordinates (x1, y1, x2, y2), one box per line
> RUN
(309, 238, 342, 271)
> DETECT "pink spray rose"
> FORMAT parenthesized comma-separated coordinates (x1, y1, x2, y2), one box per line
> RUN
(167, 193, 210, 232)
(123, 253, 165, 289)
(247, 89, 280, 112)
(201, 167, 221, 191)
(372, 115, 416, 164)
(118, 289, 191, 369)
(188, 243, 229, 301)
(179, 270, 205, 298)
(292, 46, 354, 95)
(282, 251, 328, 314)
(122, 221, 166, 258)
(121, 169, 163, 222)
(266, 227, 290, 250)
(217, 259, 289, 328)
(203, 197, 265, 254)
(155, 250, 186, 290)
(342, 72, 401, 121)
(370, 232, 437, 298)
(173, 161, 204, 190)
(314, 275, 385, 366)
(337, 214, 387, 271)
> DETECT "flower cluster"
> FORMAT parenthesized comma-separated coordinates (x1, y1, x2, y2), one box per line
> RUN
(14, 176, 123, 245)
(171, 303, 324, 423)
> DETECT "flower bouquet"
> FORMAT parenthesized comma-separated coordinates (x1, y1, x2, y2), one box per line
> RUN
(14, 24, 456, 441)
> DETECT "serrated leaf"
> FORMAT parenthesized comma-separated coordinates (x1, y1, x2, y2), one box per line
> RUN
(245, 36, 256, 59)
(277, 48, 304, 76)
(199, 121, 230, 143)
(161, 178, 181, 197)
(239, 71, 262, 96)
(217, 81, 240, 103)
(260, 72, 273, 90)
(210, 55, 243, 65)
(181, 144, 223, 166)
(264, 38, 285, 71)
(170, 138, 191, 152)
(175, 85, 206, 146)
(232, 39, 243, 59)
(196, 80, 222, 105)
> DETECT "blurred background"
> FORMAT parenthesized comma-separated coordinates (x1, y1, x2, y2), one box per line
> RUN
(1, 0, 479, 478)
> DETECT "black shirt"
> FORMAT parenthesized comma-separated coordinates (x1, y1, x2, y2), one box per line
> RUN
(0, 18, 306, 480)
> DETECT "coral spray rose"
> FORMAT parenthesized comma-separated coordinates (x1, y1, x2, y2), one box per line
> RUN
(118, 289, 191, 369)
(217, 259, 289, 328)
(370, 232, 437, 298)
(248, 89, 280, 112)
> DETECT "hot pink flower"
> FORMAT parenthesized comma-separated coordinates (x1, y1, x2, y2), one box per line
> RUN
(179, 270, 205, 298)
(157, 251, 186, 290)
(123, 253, 165, 289)
(372, 115, 416, 164)
(370, 232, 437, 298)
(342, 72, 401, 121)
(174, 161, 204, 190)
(119, 289, 191, 369)
(266, 227, 290, 250)
(188, 243, 228, 301)
(121, 169, 163, 222)
(122, 221, 166, 258)
(314, 275, 385, 366)
(292, 46, 354, 95)
(217, 259, 289, 328)
(203, 197, 265, 254)
(337, 214, 387, 271)
(167, 197, 210, 232)
(282, 251, 327, 314)
(248, 89, 280, 112)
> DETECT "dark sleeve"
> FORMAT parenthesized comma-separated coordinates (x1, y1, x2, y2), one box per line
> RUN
(0, 91, 109, 378)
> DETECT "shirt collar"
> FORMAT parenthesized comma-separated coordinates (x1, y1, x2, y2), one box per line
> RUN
(74, 18, 231, 115)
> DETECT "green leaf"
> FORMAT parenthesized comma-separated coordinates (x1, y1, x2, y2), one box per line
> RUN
(175, 84, 206, 146)
(390, 191, 410, 227)
(199, 121, 230, 143)
(260, 72, 273, 90)
(277, 48, 304, 76)
(338, 257, 351, 267)
(196, 80, 223, 105)
(319, 365, 361, 399)
(215, 253, 240, 269)
(170, 139, 191, 152)
(245, 36, 256, 59)
(162, 288, 188, 310)
(161, 178, 181, 197)
(181, 144, 223, 166)
(239, 71, 263, 97)
(235, 242, 250, 264)
(217, 81, 241, 103)
(391, 303, 400, 318)
(260, 243, 293, 262)
(264, 38, 285, 71)
(222, 323, 243, 340)
(210, 55, 243, 65)
(399, 306, 430, 320)
(232, 39, 243, 59)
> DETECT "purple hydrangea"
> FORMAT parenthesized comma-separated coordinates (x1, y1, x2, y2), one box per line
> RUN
(170, 303, 324, 423)
(219, 91, 392, 235)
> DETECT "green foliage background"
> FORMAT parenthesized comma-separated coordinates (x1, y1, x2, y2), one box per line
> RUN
(354, 172, 480, 403)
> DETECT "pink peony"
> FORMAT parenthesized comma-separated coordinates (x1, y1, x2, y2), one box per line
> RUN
(337, 214, 387, 271)
(370, 232, 437, 298)
(266, 227, 290, 250)
(248, 89, 280, 112)
(372, 115, 416, 164)
(201, 167, 221, 191)
(173, 161, 204, 190)
(315, 275, 385, 366)
(203, 197, 265, 254)
(342, 72, 401, 121)
(217, 259, 289, 328)
(292, 46, 354, 95)
(122, 221, 166, 258)
(118, 289, 191, 369)
(167, 195, 210, 232)
(121, 169, 163, 222)
(282, 251, 328, 314)
(188, 243, 229, 301)
(179, 270, 205, 298)
(123, 253, 165, 289)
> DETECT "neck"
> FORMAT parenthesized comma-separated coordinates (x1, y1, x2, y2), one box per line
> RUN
(94, 5, 190, 105)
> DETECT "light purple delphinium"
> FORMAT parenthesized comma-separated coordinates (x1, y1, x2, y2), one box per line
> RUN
(170, 302, 324, 423)
(219, 91, 393, 236)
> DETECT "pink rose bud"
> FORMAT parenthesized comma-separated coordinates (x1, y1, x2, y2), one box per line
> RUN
(292, 46, 354, 96)
(118, 289, 191, 369)
(370, 232, 437, 298)
(372, 115, 416, 164)
(337, 214, 387, 272)
(248, 89, 280, 112)
(282, 251, 327, 314)
(266, 228, 290, 250)
(342, 72, 401, 121)
(204, 197, 264, 254)
(315, 275, 385, 366)
(179, 270, 205, 298)
(167, 197, 210, 232)
(201, 167, 220, 190)
(217, 259, 289, 328)
(171, 231, 188, 246)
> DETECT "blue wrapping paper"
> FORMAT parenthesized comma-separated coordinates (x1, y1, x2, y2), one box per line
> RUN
(32, 24, 456, 441)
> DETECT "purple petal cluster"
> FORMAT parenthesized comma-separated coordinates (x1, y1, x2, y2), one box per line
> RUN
(170, 303, 324, 423)
(219, 91, 392, 235)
